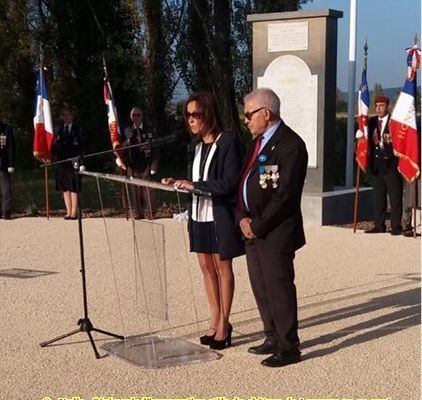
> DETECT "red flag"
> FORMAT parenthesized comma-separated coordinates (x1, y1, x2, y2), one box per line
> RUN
(355, 64, 370, 171)
(390, 45, 421, 182)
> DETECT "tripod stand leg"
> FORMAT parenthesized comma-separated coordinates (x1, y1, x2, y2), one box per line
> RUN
(40, 161, 125, 359)
(40, 328, 81, 347)
(92, 327, 125, 340)
(86, 330, 101, 359)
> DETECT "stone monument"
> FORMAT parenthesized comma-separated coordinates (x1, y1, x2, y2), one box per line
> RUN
(248, 10, 373, 225)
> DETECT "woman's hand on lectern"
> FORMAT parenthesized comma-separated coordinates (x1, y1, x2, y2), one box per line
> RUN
(161, 177, 175, 185)
(174, 179, 194, 191)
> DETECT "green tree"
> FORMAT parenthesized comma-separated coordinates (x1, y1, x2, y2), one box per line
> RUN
(0, 0, 34, 124)
(0, 0, 37, 169)
(336, 87, 347, 113)
(141, 0, 170, 135)
(175, 0, 312, 135)
(32, 0, 146, 159)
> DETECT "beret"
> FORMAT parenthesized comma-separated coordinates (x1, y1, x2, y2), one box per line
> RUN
(375, 95, 389, 104)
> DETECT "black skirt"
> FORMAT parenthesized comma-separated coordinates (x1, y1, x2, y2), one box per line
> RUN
(55, 164, 81, 192)
(190, 220, 218, 254)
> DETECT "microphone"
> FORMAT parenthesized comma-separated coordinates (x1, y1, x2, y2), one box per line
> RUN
(191, 187, 212, 197)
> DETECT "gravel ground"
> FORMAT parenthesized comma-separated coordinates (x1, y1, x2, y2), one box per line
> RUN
(0, 217, 420, 400)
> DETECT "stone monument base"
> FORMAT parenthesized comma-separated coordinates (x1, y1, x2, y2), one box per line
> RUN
(302, 187, 373, 226)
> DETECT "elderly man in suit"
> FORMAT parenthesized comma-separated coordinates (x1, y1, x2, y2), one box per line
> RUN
(238, 87, 308, 367)
(124, 107, 159, 219)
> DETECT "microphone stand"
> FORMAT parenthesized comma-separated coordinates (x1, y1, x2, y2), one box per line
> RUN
(40, 157, 124, 358)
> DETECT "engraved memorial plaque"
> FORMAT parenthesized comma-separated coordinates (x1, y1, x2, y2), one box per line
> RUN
(268, 21, 308, 52)
(258, 55, 318, 167)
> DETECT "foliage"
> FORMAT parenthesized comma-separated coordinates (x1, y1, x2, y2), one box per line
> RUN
(0, 0, 313, 212)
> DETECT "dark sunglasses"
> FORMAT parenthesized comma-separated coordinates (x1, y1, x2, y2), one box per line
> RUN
(186, 111, 203, 119)
(244, 106, 266, 120)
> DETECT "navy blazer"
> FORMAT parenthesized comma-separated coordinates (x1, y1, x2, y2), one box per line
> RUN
(239, 120, 308, 253)
(124, 121, 159, 173)
(0, 121, 14, 171)
(188, 132, 245, 260)
(52, 124, 84, 162)
(368, 115, 398, 175)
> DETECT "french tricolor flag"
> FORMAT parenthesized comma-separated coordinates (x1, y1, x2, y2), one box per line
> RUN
(355, 64, 370, 171)
(33, 66, 54, 162)
(104, 76, 126, 169)
(390, 45, 421, 183)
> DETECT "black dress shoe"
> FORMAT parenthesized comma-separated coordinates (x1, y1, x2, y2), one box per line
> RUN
(209, 323, 233, 350)
(390, 228, 402, 236)
(64, 215, 71, 220)
(248, 338, 278, 355)
(402, 229, 415, 237)
(261, 350, 301, 368)
(364, 227, 386, 233)
(199, 332, 216, 345)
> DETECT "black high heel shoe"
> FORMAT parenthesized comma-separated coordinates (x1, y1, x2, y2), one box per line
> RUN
(199, 332, 216, 345)
(209, 323, 232, 350)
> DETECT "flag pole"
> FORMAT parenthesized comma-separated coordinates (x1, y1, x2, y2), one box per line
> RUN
(353, 40, 368, 233)
(353, 167, 360, 233)
(40, 49, 50, 220)
(412, 33, 419, 238)
(411, 33, 420, 238)
(413, 180, 418, 238)
(44, 167, 50, 220)
(346, 0, 357, 188)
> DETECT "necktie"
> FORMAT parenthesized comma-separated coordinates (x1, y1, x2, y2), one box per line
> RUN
(136, 128, 141, 143)
(64, 125, 69, 135)
(237, 135, 264, 212)
(374, 119, 382, 145)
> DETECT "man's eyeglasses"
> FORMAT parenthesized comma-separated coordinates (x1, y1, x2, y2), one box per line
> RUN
(244, 107, 266, 120)
(132, 113, 142, 117)
(186, 112, 203, 120)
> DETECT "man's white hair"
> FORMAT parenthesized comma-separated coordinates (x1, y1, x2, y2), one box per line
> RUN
(244, 88, 280, 118)
(130, 107, 143, 118)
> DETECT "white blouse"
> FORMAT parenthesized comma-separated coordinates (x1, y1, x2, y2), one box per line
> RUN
(191, 134, 222, 222)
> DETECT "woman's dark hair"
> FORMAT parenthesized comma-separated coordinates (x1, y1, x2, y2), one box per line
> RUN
(183, 92, 222, 141)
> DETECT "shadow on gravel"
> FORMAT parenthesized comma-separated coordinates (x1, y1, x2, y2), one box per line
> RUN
(301, 285, 421, 360)
(230, 274, 421, 354)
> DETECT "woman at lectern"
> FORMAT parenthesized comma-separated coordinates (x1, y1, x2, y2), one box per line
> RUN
(161, 92, 244, 350)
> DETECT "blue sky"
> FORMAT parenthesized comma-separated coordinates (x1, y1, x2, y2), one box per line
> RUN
(302, 0, 421, 91)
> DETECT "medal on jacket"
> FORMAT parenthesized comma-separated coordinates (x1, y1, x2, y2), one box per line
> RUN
(258, 155, 268, 188)
(259, 164, 279, 189)
(259, 166, 268, 188)
(0, 134, 6, 149)
(270, 165, 279, 188)
(144, 132, 152, 157)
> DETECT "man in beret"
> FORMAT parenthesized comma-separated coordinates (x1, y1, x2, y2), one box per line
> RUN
(365, 95, 403, 235)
